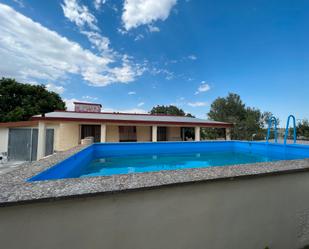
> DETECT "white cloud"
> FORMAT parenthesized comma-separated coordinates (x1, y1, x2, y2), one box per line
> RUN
(81, 31, 111, 53)
(195, 81, 211, 94)
(128, 91, 136, 95)
(122, 0, 177, 31)
(102, 54, 144, 84)
(62, 0, 113, 55)
(61, 0, 99, 30)
(12, 0, 24, 8)
(64, 98, 80, 110)
(188, 102, 208, 107)
(137, 102, 145, 107)
(65, 98, 146, 113)
(94, 0, 106, 10)
(64, 97, 101, 110)
(102, 107, 147, 113)
(82, 95, 98, 101)
(134, 34, 144, 41)
(148, 25, 160, 32)
(0, 4, 142, 87)
(188, 54, 197, 60)
(150, 67, 174, 80)
(46, 83, 65, 94)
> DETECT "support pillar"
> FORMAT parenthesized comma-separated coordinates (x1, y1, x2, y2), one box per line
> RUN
(37, 121, 46, 160)
(195, 126, 200, 141)
(226, 128, 231, 140)
(152, 125, 157, 142)
(100, 124, 106, 143)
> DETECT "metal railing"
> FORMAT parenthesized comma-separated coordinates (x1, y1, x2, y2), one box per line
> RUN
(266, 116, 278, 143)
(284, 115, 297, 145)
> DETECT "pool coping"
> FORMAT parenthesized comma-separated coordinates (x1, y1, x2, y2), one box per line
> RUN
(1, 141, 309, 207)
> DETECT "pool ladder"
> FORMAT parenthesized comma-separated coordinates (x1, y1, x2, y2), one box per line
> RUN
(266, 116, 278, 143)
(284, 115, 296, 145)
(266, 115, 297, 145)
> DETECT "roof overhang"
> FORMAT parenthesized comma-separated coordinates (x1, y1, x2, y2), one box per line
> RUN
(0, 120, 39, 128)
(29, 117, 233, 128)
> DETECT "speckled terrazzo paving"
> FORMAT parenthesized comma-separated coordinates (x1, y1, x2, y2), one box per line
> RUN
(1, 144, 309, 206)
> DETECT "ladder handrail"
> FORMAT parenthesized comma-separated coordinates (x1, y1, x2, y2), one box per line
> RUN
(266, 116, 278, 143)
(284, 115, 297, 145)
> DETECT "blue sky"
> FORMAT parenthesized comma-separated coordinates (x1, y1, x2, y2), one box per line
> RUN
(0, 0, 308, 123)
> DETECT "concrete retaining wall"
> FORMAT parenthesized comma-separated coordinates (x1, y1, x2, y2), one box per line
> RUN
(1, 172, 309, 249)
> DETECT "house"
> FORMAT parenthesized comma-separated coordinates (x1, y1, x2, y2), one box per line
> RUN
(0, 102, 233, 161)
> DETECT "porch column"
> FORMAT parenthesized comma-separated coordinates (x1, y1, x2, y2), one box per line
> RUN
(152, 125, 157, 142)
(226, 128, 231, 140)
(195, 126, 200, 141)
(100, 124, 106, 143)
(37, 121, 46, 160)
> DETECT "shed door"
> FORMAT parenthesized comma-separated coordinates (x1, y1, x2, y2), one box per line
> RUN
(8, 128, 33, 161)
(8, 128, 54, 161)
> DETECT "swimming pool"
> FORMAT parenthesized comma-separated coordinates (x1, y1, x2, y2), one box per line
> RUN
(28, 141, 309, 181)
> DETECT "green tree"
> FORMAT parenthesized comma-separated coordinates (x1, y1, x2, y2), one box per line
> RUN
(207, 93, 274, 140)
(150, 105, 194, 117)
(0, 78, 66, 122)
(208, 93, 246, 124)
(297, 119, 309, 139)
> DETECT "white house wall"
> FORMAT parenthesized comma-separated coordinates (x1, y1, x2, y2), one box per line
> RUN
(0, 128, 9, 154)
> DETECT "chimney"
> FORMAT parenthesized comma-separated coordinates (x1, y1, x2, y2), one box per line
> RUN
(74, 102, 102, 113)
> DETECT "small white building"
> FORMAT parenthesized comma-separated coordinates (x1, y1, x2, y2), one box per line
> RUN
(0, 102, 232, 161)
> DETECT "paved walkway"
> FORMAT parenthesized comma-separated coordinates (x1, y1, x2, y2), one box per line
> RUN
(0, 161, 25, 175)
(262, 139, 309, 145)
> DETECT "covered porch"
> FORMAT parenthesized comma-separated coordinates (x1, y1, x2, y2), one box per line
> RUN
(80, 123, 232, 143)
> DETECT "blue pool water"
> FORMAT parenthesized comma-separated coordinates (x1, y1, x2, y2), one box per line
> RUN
(79, 151, 301, 177)
(29, 141, 309, 181)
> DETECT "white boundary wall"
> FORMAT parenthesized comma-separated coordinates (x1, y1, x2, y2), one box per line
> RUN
(1, 172, 309, 249)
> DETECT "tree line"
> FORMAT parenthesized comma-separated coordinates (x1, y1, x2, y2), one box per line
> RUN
(0, 78, 65, 122)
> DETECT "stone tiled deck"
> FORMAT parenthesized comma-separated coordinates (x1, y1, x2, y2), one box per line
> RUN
(1, 144, 309, 206)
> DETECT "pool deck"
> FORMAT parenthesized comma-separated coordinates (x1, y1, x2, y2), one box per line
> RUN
(1, 142, 309, 206)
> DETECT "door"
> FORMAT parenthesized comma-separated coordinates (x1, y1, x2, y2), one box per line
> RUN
(181, 127, 195, 141)
(45, 129, 54, 156)
(31, 129, 38, 160)
(157, 127, 167, 141)
(8, 128, 33, 161)
(81, 125, 101, 142)
(8, 128, 54, 161)
(119, 126, 137, 142)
